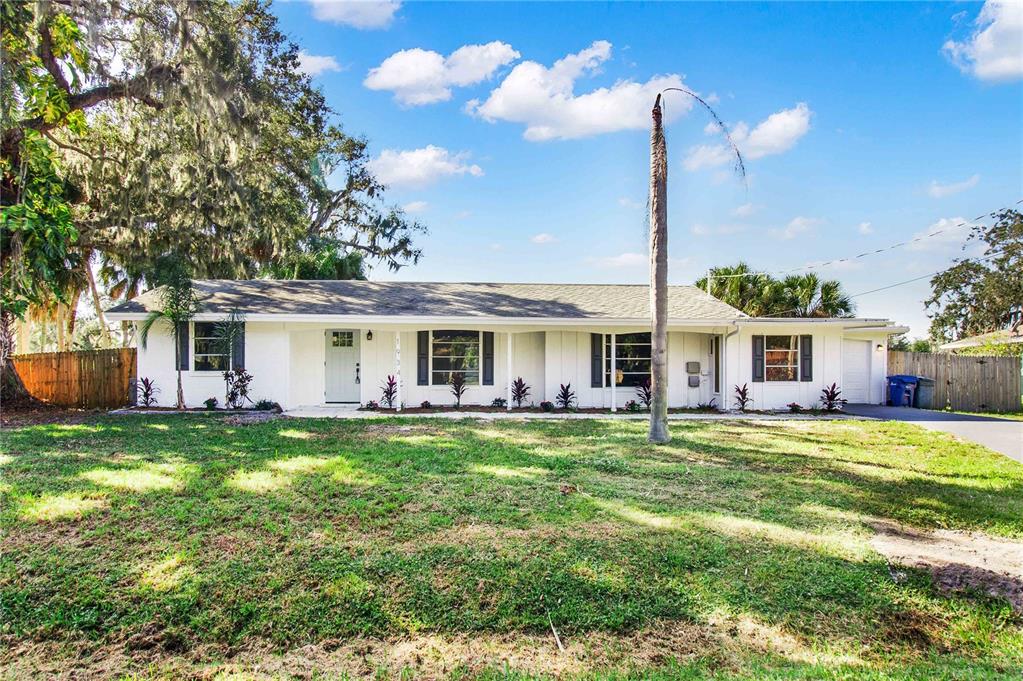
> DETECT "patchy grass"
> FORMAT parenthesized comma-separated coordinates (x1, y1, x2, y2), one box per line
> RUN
(1, 416, 1022, 679)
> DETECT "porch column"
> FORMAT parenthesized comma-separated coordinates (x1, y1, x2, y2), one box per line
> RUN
(610, 332, 617, 412)
(506, 332, 513, 410)
(395, 332, 402, 412)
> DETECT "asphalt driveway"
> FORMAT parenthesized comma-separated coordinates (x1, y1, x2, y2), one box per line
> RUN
(844, 404, 1023, 463)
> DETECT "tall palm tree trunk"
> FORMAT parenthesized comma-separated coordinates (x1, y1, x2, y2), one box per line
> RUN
(648, 94, 670, 443)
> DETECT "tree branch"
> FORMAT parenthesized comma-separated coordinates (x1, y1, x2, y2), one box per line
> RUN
(9, 63, 179, 138)
(37, 10, 71, 94)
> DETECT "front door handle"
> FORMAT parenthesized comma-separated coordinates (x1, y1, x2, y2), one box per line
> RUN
(355, 363, 361, 384)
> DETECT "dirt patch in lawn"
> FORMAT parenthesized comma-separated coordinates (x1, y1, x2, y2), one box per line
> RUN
(0, 405, 106, 427)
(362, 423, 447, 437)
(1, 614, 857, 679)
(870, 520, 1023, 612)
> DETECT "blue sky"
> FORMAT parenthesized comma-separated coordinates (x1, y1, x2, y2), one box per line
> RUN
(272, 1, 1022, 337)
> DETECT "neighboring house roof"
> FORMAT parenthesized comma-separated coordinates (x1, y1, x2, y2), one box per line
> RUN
(940, 328, 1023, 350)
(106, 280, 749, 321)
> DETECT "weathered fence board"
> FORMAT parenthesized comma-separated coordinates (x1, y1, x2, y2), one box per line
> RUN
(12, 348, 137, 408)
(888, 350, 1021, 413)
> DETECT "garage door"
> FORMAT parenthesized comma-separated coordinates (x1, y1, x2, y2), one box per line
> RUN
(842, 339, 871, 403)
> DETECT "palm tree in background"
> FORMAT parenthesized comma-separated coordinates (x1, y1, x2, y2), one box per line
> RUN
(696, 265, 854, 318)
(779, 273, 854, 318)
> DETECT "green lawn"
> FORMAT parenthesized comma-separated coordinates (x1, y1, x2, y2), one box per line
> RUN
(2, 415, 1022, 679)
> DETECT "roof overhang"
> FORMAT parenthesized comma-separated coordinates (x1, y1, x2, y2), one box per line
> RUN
(105, 311, 745, 328)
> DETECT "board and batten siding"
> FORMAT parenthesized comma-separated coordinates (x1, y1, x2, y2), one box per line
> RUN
(724, 325, 889, 409)
(358, 330, 546, 408)
(136, 320, 290, 409)
(543, 331, 716, 408)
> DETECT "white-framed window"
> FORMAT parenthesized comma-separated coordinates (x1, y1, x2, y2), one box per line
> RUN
(193, 321, 230, 372)
(603, 332, 652, 387)
(431, 330, 481, 385)
(765, 335, 799, 381)
(331, 331, 354, 347)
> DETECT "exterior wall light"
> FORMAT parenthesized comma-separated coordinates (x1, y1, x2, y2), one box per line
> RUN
(876, 344, 883, 351)
(366, 330, 373, 341)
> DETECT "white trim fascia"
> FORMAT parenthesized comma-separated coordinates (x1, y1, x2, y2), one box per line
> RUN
(106, 312, 745, 327)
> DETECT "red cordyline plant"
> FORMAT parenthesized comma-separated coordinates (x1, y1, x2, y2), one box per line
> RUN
(380, 375, 398, 408)
(511, 377, 530, 408)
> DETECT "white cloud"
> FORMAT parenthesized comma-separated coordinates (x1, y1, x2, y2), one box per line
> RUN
(907, 217, 980, 251)
(731, 202, 759, 218)
(297, 51, 343, 77)
(309, 0, 401, 30)
(617, 197, 643, 209)
(770, 216, 821, 240)
(367, 145, 483, 188)
(943, 1, 1023, 82)
(401, 200, 428, 214)
(857, 221, 874, 235)
(927, 174, 980, 198)
(531, 233, 557, 244)
(590, 252, 647, 268)
(364, 41, 519, 105)
(470, 41, 689, 141)
(684, 103, 812, 171)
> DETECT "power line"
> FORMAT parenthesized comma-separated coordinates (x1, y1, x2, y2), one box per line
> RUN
(753, 249, 1007, 318)
(707, 200, 1020, 279)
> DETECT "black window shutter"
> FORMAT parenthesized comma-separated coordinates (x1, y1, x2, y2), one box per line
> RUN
(800, 334, 812, 382)
(232, 323, 246, 370)
(752, 335, 765, 382)
(177, 322, 190, 371)
(482, 332, 494, 385)
(591, 333, 603, 387)
(417, 331, 429, 385)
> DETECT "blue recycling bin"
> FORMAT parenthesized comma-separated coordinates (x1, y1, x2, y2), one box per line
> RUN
(887, 375, 918, 407)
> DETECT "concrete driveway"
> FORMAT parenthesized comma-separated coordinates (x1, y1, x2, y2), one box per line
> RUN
(844, 404, 1023, 463)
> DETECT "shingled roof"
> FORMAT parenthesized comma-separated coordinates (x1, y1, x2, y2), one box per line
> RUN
(106, 280, 747, 321)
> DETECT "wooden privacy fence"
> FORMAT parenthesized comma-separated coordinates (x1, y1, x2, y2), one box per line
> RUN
(888, 350, 1022, 413)
(12, 348, 137, 408)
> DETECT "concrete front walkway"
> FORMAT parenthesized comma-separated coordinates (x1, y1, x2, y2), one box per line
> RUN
(844, 404, 1023, 463)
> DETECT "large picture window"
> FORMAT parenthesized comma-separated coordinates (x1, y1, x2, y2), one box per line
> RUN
(604, 332, 652, 387)
(765, 335, 799, 381)
(431, 330, 480, 385)
(193, 322, 230, 372)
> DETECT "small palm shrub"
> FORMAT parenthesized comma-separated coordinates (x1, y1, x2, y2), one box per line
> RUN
(380, 375, 398, 408)
(787, 402, 803, 413)
(539, 400, 555, 412)
(450, 373, 467, 408)
(203, 396, 218, 410)
(511, 377, 530, 408)
(252, 399, 279, 412)
(820, 383, 846, 412)
(556, 383, 575, 409)
(733, 383, 752, 412)
(137, 377, 159, 407)
(420, 400, 432, 409)
(635, 378, 652, 408)
(696, 399, 717, 411)
(491, 397, 507, 408)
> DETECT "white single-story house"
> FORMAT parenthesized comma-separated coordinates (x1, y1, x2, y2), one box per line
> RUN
(106, 280, 906, 411)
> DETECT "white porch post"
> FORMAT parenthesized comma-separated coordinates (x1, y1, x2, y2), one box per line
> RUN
(395, 332, 402, 412)
(610, 332, 617, 412)
(506, 332, 513, 411)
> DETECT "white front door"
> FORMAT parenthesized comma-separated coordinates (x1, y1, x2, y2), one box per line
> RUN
(842, 339, 871, 403)
(325, 330, 361, 403)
